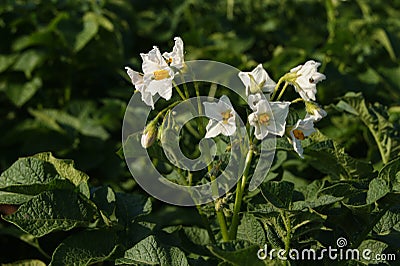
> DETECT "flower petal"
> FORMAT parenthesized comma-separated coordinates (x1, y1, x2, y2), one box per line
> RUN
(205, 120, 223, 138)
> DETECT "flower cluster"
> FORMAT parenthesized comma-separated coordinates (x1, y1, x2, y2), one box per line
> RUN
(125, 37, 185, 109)
(126, 37, 327, 158)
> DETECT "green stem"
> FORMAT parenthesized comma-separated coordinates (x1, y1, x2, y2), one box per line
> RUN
(228, 148, 254, 240)
(291, 97, 304, 104)
(182, 81, 190, 99)
(276, 82, 289, 101)
(194, 82, 206, 137)
(172, 81, 187, 100)
(158, 101, 180, 117)
(210, 172, 230, 241)
(270, 76, 285, 101)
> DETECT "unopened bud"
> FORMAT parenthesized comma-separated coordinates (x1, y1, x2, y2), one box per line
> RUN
(141, 121, 158, 148)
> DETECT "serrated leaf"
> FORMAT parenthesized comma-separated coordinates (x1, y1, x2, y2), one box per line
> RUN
(3, 190, 98, 237)
(207, 241, 265, 266)
(261, 181, 294, 209)
(74, 12, 99, 52)
(237, 213, 266, 246)
(50, 230, 119, 266)
(115, 235, 189, 266)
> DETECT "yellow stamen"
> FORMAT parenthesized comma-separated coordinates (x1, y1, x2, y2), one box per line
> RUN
(153, 69, 170, 80)
(259, 113, 270, 125)
(166, 58, 173, 65)
(293, 129, 305, 140)
(221, 111, 233, 124)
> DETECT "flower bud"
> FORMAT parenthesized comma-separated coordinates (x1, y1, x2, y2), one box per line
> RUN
(141, 121, 158, 148)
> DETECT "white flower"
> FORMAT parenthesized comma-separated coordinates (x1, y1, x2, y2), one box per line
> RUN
(238, 64, 276, 96)
(125, 67, 154, 108)
(289, 117, 316, 158)
(248, 99, 290, 140)
(290, 60, 326, 101)
(247, 93, 263, 111)
(305, 101, 327, 122)
(141, 46, 174, 102)
(203, 95, 236, 138)
(162, 37, 185, 71)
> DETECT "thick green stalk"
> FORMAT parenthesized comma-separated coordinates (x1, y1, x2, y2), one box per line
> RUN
(210, 172, 230, 241)
(228, 148, 254, 240)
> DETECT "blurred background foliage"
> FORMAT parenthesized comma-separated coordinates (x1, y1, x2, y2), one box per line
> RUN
(0, 0, 399, 188)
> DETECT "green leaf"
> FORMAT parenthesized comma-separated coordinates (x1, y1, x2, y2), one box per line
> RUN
(374, 207, 400, 235)
(3, 190, 98, 237)
(0, 157, 60, 187)
(115, 235, 189, 266)
(115, 192, 152, 225)
(378, 157, 400, 192)
(29, 108, 110, 140)
(336, 92, 398, 164)
(0, 54, 18, 73)
(306, 131, 375, 180)
(33, 152, 90, 197)
(178, 226, 212, 256)
(0, 192, 33, 205)
(12, 50, 45, 78)
(74, 12, 99, 52)
(92, 186, 116, 218)
(290, 211, 325, 240)
(261, 181, 294, 209)
(372, 28, 396, 61)
(237, 213, 266, 246)
(3, 77, 42, 107)
(2, 260, 46, 266)
(0, 153, 90, 202)
(50, 230, 119, 266)
(207, 241, 265, 266)
(366, 178, 390, 204)
(357, 239, 389, 264)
